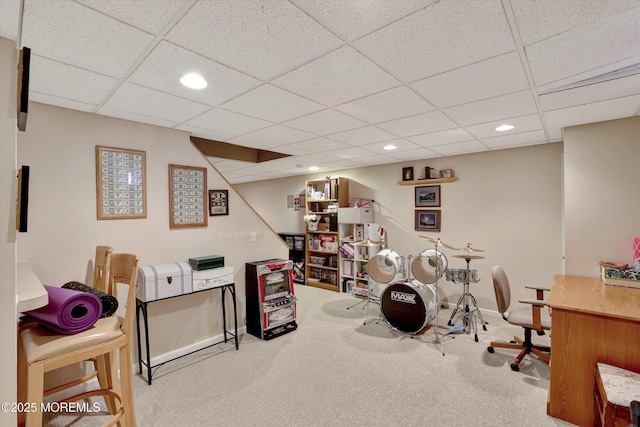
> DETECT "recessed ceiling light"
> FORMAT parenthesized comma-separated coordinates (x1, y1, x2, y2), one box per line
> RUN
(309, 166, 319, 171)
(180, 73, 207, 89)
(384, 144, 398, 151)
(495, 124, 514, 132)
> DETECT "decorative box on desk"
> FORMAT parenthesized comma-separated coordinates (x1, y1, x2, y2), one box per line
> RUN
(136, 262, 192, 302)
(601, 266, 640, 289)
(192, 266, 234, 291)
(189, 255, 224, 271)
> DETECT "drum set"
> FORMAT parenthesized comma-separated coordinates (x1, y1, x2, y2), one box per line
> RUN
(348, 236, 488, 347)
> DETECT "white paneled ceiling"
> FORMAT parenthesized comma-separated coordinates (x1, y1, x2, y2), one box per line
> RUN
(18, 0, 640, 184)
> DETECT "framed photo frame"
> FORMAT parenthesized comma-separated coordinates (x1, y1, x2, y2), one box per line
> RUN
(209, 190, 229, 216)
(169, 164, 208, 228)
(96, 146, 146, 220)
(415, 185, 441, 207)
(402, 166, 414, 181)
(415, 209, 441, 232)
(440, 169, 454, 178)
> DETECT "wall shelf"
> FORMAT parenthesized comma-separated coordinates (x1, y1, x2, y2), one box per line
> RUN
(397, 177, 459, 186)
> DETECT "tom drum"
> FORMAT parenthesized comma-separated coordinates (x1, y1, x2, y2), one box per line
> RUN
(368, 249, 404, 284)
(380, 281, 438, 335)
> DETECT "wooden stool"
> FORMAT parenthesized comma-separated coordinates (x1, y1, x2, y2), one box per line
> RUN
(594, 362, 640, 427)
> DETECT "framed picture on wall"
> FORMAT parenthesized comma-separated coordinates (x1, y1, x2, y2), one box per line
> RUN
(402, 166, 414, 181)
(415, 185, 441, 207)
(415, 210, 441, 232)
(169, 164, 208, 228)
(209, 190, 229, 216)
(95, 146, 147, 220)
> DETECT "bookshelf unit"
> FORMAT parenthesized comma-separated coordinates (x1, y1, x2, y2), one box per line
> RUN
(278, 232, 305, 284)
(339, 221, 385, 295)
(304, 178, 349, 291)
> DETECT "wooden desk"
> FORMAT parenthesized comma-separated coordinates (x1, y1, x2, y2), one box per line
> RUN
(547, 275, 640, 426)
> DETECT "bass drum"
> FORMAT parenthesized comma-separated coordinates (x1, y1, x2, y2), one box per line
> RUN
(380, 281, 438, 335)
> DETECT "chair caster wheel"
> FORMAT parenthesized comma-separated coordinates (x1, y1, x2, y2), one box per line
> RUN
(510, 363, 520, 371)
(487, 346, 494, 353)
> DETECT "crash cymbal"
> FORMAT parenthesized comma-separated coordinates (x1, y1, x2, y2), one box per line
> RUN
(351, 239, 385, 247)
(458, 243, 485, 252)
(418, 235, 456, 250)
(452, 255, 486, 260)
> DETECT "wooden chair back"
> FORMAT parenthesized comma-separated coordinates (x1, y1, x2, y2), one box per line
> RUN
(491, 265, 511, 315)
(108, 253, 139, 336)
(92, 245, 114, 293)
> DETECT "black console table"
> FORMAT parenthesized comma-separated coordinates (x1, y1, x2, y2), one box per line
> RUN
(135, 283, 238, 385)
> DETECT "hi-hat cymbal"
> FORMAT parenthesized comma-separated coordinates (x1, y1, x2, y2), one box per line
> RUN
(418, 235, 456, 249)
(452, 254, 485, 260)
(351, 239, 385, 247)
(458, 243, 485, 252)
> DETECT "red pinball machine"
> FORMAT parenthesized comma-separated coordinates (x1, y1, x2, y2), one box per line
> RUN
(245, 259, 297, 340)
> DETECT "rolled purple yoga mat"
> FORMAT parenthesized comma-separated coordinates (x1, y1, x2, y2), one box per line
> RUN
(24, 285, 102, 334)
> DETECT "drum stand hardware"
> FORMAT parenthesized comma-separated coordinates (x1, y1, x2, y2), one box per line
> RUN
(414, 237, 457, 356)
(346, 278, 383, 325)
(448, 247, 489, 342)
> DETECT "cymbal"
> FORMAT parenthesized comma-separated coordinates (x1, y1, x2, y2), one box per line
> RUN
(418, 236, 456, 249)
(351, 239, 385, 247)
(458, 243, 485, 252)
(452, 255, 485, 260)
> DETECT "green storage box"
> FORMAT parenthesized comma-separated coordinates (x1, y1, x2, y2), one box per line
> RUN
(189, 255, 224, 271)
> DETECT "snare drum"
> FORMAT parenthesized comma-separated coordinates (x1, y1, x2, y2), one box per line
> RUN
(380, 280, 438, 335)
(445, 268, 478, 284)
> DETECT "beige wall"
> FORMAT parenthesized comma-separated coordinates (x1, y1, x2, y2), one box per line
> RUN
(237, 142, 565, 311)
(16, 102, 288, 371)
(0, 36, 18, 427)
(563, 117, 640, 277)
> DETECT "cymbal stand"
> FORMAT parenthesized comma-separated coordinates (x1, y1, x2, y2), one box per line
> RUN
(421, 244, 452, 356)
(447, 256, 487, 342)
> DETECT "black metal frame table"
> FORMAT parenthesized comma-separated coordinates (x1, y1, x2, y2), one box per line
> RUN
(135, 283, 238, 385)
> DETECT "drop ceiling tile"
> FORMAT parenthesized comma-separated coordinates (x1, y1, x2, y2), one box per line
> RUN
(318, 159, 369, 170)
(284, 109, 366, 135)
(207, 158, 255, 172)
(230, 125, 316, 149)
(184, 109, 272, 136)
(465, 114, 544, 139)
(377, 111, 458, 137)
(386, 147, 441, 161)
(30, 94, 96, 113)
(221, 85, 325, 123)
(176, 124, 237, 142)
(286, 138, 350, 153)
(29, 55, 117, 105)
(21, 0, 154, 77)
(353, 0, 515, 82)
(324, 146, 378, 160)
(429, 140, 489, 155)
(77, 0, 187, 33)
(166, 0, 342, 80)
(292, 0, 436, 41)
(444, 91, 537, 126)
(525, 8, 640, 85)
(410, 52, 530, 108)
(480, 130, 547, 149)
(98, 106, 180, 128)
(329, 126, 397, 145)
(539, 74, 640, 111)
(408, 128, 475, 147)
(291, 152, 346, 165)
(269, 144, 315, 156)
(273, 46, 400, 106)
(335, 86, 434, 124)
(352, 154, 404, 165)
(359, 139, 422, 153)
(510, 0, 640, 46)
(129, 41, 260, 107)
(102, 82, 211, 123)
(544, 94, 640, 140)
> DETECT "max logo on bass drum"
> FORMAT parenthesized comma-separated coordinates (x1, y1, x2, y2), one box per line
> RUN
(391, 291, 416, 304)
